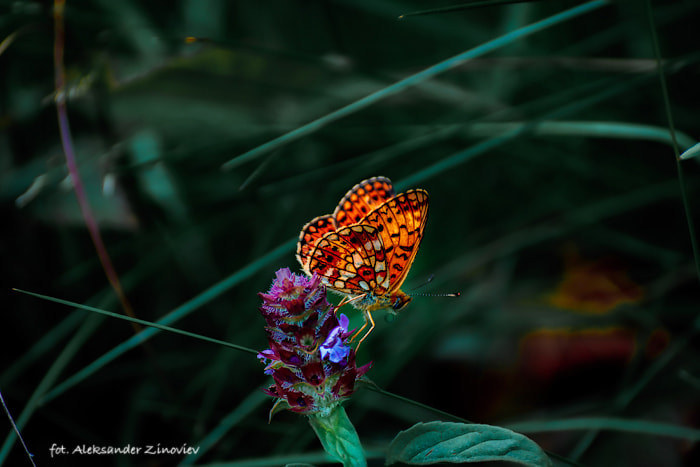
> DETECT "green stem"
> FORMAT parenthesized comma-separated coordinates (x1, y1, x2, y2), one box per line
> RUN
(307, 406, 366, 467)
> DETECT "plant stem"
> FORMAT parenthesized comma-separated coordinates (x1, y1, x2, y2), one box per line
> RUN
(307, 406, 366, 467)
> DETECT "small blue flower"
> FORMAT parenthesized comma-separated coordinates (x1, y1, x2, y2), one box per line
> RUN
(257, 349, 278, 375)
(320, 314, 351, 364)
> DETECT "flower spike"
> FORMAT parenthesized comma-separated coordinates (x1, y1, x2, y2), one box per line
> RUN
(258, 268, 370, 417)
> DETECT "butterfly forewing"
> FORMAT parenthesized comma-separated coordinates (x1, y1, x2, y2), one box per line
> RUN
(362, 189, 429, 293)
(307, 224, 390, 296)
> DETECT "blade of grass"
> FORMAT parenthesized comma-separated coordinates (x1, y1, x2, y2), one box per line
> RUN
(53, 0, 139, 330)
(37, 237, 294, 405)
(191, 451, 352, 467)
(644, 0, 700, 284)
(266, 53, 695, 198)
(0, 390, 36, 467)
(400, 118, 697, 193)
(680, 141, 700, 160)
(221, 0, 609, 170)
(12, 289, 259, 355)
(394, 69, 678, 191)
(259, 122, 465, 196)
(508, 417, 700, 441)
(464, 121, 695, 150)
(1, 246, 172, 463)
(3, 261, 266, 463)
(398, 0, 542, 19)
(0, 27, 27, 56)
(437, 178, 690, 297)
(0, 310, 84, 386)
(191, 300, 262, 443)
(362, 379, 471, 424)
(178, 390, 268, 466)
(0, 313, 104, 464)
(569, 3, 700, 459)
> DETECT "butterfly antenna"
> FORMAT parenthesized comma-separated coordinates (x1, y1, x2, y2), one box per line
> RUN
(409, 274, 435, 291)
(409, 275, 460, 297)
(412, 291, 461, 298)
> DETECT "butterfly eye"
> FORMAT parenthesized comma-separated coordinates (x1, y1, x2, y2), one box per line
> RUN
(392, 295, 411, 311)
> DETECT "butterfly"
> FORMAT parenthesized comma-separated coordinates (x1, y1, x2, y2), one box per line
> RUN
(296, 176, 429, 345)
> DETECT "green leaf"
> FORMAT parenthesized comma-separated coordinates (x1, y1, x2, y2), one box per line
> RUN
(386, 422, 551, 466)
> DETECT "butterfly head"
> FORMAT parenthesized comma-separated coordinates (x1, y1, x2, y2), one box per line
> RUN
(390, 290, 412, 312)
(351, 289, 412, 315)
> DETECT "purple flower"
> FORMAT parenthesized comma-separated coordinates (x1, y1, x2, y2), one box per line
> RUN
(258, 268, 371, 416)
(320, 314, 352, 364)
(259, 268, 323, 313)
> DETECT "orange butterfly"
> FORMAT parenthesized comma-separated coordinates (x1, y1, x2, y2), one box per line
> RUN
(296, 176, 429, 345)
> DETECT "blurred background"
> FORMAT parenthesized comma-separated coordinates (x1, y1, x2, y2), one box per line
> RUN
(1, 0, 699, 465)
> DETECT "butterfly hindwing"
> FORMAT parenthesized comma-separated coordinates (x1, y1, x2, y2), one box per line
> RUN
(333, 176, 396, 226)
(296, 214, 336, 271)
(296, 177, 395, 271)
(307, 224, 390, 296)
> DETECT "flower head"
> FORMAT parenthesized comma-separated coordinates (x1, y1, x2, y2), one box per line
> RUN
(258, 268, 370, 417)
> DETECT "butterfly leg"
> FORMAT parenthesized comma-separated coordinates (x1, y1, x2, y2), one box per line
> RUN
(350, 318, 368, 343)
(337, 296, 351, 309)
(354, 310, 375, 352)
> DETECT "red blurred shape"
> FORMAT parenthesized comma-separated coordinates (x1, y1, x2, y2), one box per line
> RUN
(546, 246, 644, 314)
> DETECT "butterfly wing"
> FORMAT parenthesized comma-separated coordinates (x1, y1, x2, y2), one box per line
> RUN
(306, 224, 390, 297)
(296, 214, 337, 271)
(361, 189, 429, 294)
(333, 176, 396, 227)
(296, 177, 395, 271)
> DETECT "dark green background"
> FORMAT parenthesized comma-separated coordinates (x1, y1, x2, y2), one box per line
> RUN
(2, 1, 699, 465)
